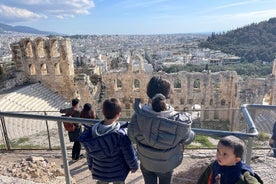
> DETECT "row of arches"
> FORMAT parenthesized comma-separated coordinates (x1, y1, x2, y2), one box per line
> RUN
(24, 38, 61, 59)
(115, 78, 220, 90)
(173, 78, 221, 89)
(29, 63, 62, 76)
(116, 79, 140, 90)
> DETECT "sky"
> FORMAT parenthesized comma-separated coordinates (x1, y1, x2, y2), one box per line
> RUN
(0, 0, 276, 35)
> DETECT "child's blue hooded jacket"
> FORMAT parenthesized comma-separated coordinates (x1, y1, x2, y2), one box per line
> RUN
(79, 121, 138, 182)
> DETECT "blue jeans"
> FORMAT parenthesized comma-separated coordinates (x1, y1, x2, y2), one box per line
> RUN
(140, 164, 173, 184)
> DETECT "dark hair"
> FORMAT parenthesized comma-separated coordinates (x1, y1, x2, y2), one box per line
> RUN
(84, 103, 92, 111)
(152, 93, 167, 112)
(102, 98, 121, 119)
(146, 76, 172, 99)
(80, 103, 96, 119)
(72, 98, 79, 107)
(218, 136, 245, 158)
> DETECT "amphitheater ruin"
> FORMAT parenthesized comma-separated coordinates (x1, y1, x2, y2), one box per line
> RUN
(1, 36, 275, 134)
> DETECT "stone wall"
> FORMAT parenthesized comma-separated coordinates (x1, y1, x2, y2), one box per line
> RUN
(8, 36, 276, 130)
(9, 37, 94, 105)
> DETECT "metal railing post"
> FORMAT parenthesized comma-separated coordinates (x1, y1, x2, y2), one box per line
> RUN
(0, 116, 11, 150)
(246, 137, 254, 165)
(57, 120, 71, 184)
(44, 111, 52, 150)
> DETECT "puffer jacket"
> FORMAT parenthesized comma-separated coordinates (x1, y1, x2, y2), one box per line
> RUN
(197, 161, 263, 184)
(79, 121, 138, 182)
(128, 99, 195, 173)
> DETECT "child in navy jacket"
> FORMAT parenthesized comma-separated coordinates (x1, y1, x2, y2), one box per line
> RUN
(80, 98, 138, 184)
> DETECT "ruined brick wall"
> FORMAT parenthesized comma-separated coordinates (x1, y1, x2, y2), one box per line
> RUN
(102, 68, 240, 122)
(9, 37, 94, 104)
(102, 54, 276, 130)
(9, 36, 276, 129)
(238, 77, 274, 105)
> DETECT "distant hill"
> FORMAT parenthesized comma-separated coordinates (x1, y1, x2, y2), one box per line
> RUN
(199, 17, 276, 63)
(0, 23, 59, 35)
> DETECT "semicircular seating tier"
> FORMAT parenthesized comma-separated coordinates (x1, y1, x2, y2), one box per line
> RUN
(0, 83, 69, 143)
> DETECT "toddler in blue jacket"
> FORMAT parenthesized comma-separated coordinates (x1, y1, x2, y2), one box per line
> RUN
(197, 135, 263, 184)
(80, 98, 138, 184)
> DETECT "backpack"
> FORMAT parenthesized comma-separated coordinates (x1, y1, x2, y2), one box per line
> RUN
(62, 114, 76, 132)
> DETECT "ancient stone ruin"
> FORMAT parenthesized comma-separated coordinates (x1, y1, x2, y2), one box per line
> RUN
(8, 36, 276, 131)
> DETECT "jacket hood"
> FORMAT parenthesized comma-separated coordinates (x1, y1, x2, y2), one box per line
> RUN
(142, 104, 177, 117)
(134, 104, 193, 150)
(92, 121, 120, 137)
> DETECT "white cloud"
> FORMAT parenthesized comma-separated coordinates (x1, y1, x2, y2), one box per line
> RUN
(0, 0, 95, 23)
(0, 4, 47, 22)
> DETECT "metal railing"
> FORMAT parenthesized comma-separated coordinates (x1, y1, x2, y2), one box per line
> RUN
(0, 102, 276, 184)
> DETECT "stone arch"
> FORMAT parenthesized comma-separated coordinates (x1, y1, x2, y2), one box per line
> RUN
(174, 78, 181, 88)
(134, 79, 140, 89)
(221, 99, 226, 106)
(36, 39, 45, 58)
(194, 79, 200, 88)
(131, 54, 144, 72)
(116, 79, 122, 90)
(133, 55, 140, 72)
(263, 92, 272, 105)
(41, 63, 48, 75)
(51, 39, 60, 58)
(25, 41, 33, 58)
(54, 63, 61, 75)
(29, 64, 36, 75)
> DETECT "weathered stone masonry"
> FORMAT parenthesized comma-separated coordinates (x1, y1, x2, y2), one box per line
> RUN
(8, 36, 276, 130)
(10, 37, 95, 104)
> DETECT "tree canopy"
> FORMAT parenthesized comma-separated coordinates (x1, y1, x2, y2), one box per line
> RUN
(199, 17, 276, 63)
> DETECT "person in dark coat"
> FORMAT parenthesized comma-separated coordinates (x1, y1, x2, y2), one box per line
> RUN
(269, 121, 276, 157)
(60, 98, 82, 161)
(80, 103, 97, 169)
(79, 98, 138, 184)
(80, 103, 97, 120)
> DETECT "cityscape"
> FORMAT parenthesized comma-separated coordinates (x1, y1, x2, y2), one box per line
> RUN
(0, 0, 276, 182)
(0, 31, 241, 73)
(0, 26, 276, 184)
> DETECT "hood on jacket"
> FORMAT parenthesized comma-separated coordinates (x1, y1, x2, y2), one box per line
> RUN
(134, 103, 194, 150)
(92, 121, 120, 137)
(142, 103, 177, 117)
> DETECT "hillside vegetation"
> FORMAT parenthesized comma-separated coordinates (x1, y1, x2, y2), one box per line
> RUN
(199, 17, 276, 63)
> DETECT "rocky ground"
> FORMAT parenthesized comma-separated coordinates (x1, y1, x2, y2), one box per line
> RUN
(0, 148, 275, 184)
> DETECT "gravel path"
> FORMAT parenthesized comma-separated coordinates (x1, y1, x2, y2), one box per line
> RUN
(0, 149, 275, 184)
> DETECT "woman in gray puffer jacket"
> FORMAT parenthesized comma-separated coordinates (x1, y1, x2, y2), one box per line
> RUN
(128, 76, 195, 184)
